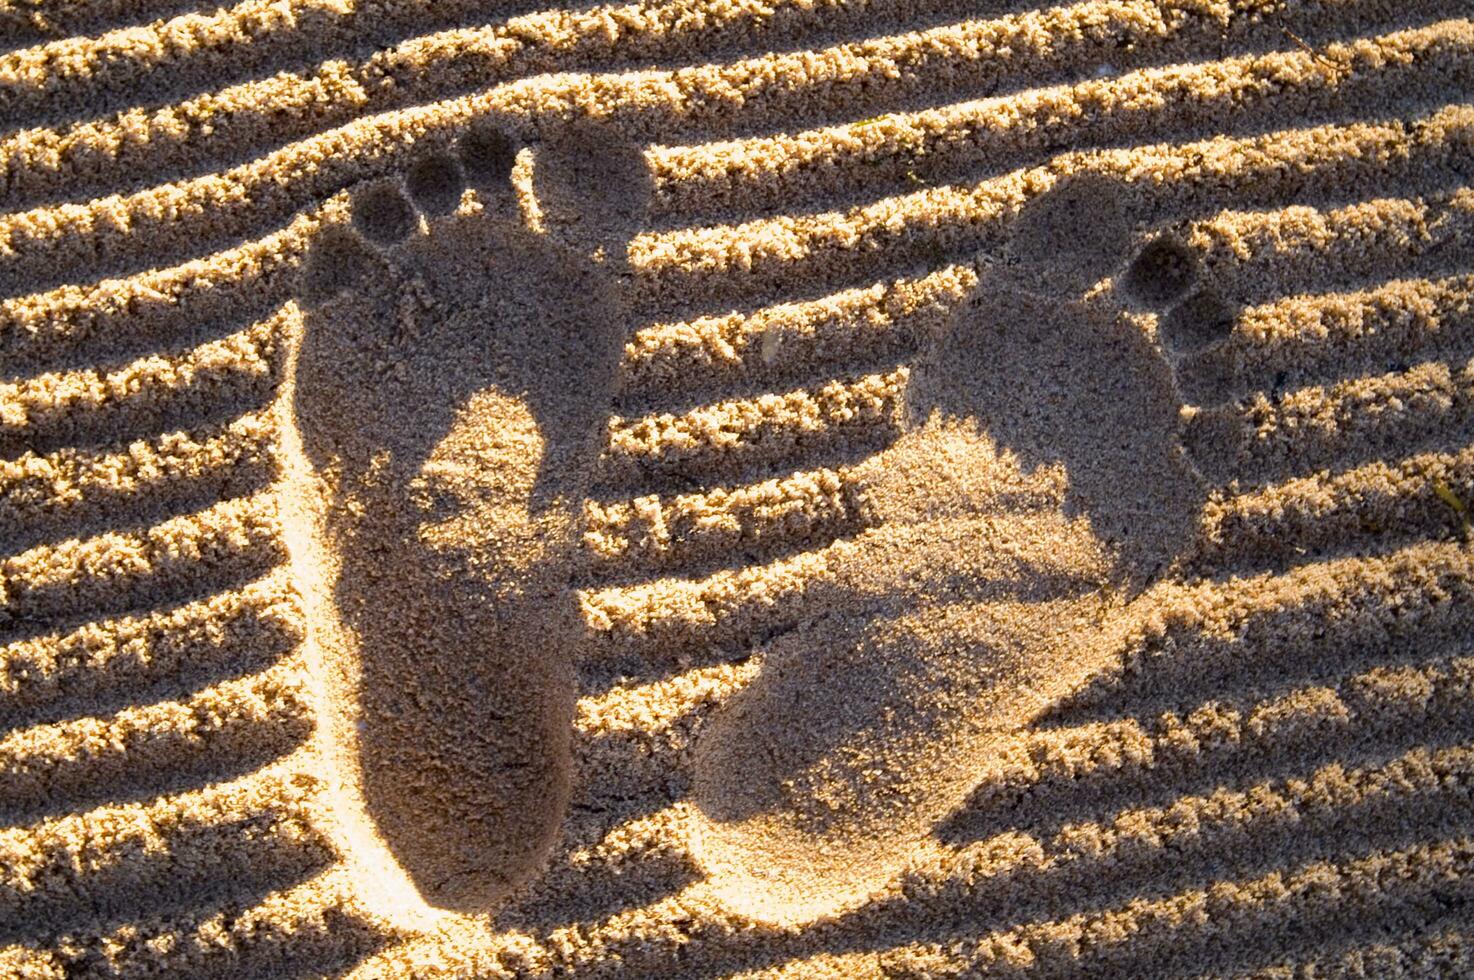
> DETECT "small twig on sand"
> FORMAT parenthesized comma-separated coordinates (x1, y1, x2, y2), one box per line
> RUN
(1433, 478, 1473, 540)
(1282, 28, 1342, 71)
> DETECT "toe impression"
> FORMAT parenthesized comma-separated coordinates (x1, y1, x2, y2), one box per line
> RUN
(352, 179, 416, 246)
(406, 153, 466, 216)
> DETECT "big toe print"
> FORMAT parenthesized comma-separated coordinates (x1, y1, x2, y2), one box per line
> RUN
(692, 174, 1231, 924)
(283, 118, 649, 914)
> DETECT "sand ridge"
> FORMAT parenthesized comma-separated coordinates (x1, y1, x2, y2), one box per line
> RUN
(2, 0, 1473, 976)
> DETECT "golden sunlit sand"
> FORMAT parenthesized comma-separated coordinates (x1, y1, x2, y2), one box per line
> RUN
(2, 1, 1473, 976)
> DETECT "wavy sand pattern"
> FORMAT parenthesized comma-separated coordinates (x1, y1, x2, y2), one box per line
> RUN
(3, 1, 1474, 976)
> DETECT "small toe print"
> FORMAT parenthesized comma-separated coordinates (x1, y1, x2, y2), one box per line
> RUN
(353, 180, 416, 246)
(1124, 234, 1199, 306)
(1176, 343, 1239, 407)
(406, 153, 466, 216)
(1182, 404, 1244, 481)
(458, 119, 517, 191)
(1161, 288, 1236, 357)
(301, 224, 373, 304)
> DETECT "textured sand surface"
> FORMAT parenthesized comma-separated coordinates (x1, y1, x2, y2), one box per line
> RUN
(3, 1, 1474, 977)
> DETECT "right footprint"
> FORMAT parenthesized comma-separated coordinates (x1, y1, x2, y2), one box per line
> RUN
(691, 174, 1237, 923)
(287, 119, 650, 913)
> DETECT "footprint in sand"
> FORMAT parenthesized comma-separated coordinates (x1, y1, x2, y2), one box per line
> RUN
(691, 174, 1239, 923)
(285, 119, 649, 912)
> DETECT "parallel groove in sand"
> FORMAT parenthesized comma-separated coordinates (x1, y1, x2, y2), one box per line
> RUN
(0, 758, 326, 942)
(0, 569, 300, 732)
(0, 312, 286, 457)
(0, 492, 285, 631)
(4, 104, 1468, 357)
(0, 0, 997, 132)
(598, 367, 907, 490)
(0, 406, 280, 554)
(3, 18, 1470, 297)
(2, 0, 1471, 975)
(4, 0, 1442, 212)
(0, 656, 311, 824)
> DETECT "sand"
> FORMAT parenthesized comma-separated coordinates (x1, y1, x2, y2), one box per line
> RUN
(2, 0, 1473, 976)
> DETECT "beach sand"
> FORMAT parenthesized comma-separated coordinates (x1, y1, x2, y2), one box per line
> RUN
(3, 1, 1474, 976)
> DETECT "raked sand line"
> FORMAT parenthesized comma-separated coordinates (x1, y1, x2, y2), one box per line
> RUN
(7, 0, 1439, 210)
(4, 101, 1468, 373)
(4, 15, 1470, 297)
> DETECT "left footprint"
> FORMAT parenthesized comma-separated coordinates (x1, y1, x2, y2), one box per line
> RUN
(288, 119, 650, 911)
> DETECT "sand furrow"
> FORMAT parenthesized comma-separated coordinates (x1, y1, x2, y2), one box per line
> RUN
(7, 868, 379, 980)
(541, 832, 1474, 977)
(0, 0, 1002, 140)
(5, 99, 1468, 354)
(630, 103, 1474, 315)
(583, 517, 1474, 680)
(655, 18, 1474, 220)
(584, 464, 867, 575)
(598, 367, 907, 491)
(1196, 357, 1474, 483)
(576, 663, 757, 739)
(579, 537, 857, 662)
(0, 492, 285, 633)
(563, 804, 690, 872)
(1229, 271, 1474, 395)
(1199, 444, 1474, 571)
(0, 311, 285, 457)
(0, 656, 311, 823)
(886, 836, 1474, 979)
(7, 12, 1471, 299)
(911, 739, 1474, 953)
(578, 663, 1472, 868)
(1214, 916, 1474, 979)
(0, 758, 327, 945)
(950, 654, 1474, 841)
(0, 407, 278, 554)
(4, 0, 1418, 214)
(570, 672, 760, 820)
(522, 811, 698, 932)
(1060, 537, 1474, 720)
(0, 219, 301, 379)
(0, 0, 431, 128)
(564, 748, 689, 832)
(618, 264, 971, 412)
(578, 607, 1474, 789)
(1194, 187, 1474, 305)
(721, 915, 1474, 980)
(0, 0, 226, 51)
(0, 0, 1012, 208)
(0, 569, 300, 732)
(0, 0, 1029, 283)
(0, 0, 340, 109)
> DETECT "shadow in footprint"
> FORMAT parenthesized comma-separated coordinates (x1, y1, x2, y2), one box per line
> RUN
(291, 119, 650, 912)
(691, 174, 1230, 924)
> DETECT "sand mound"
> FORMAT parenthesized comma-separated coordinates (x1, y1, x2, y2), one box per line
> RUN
(3, 1, 1474, 976)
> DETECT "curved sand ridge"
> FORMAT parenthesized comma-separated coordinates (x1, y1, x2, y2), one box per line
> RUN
(2, 0, 1474, 976)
